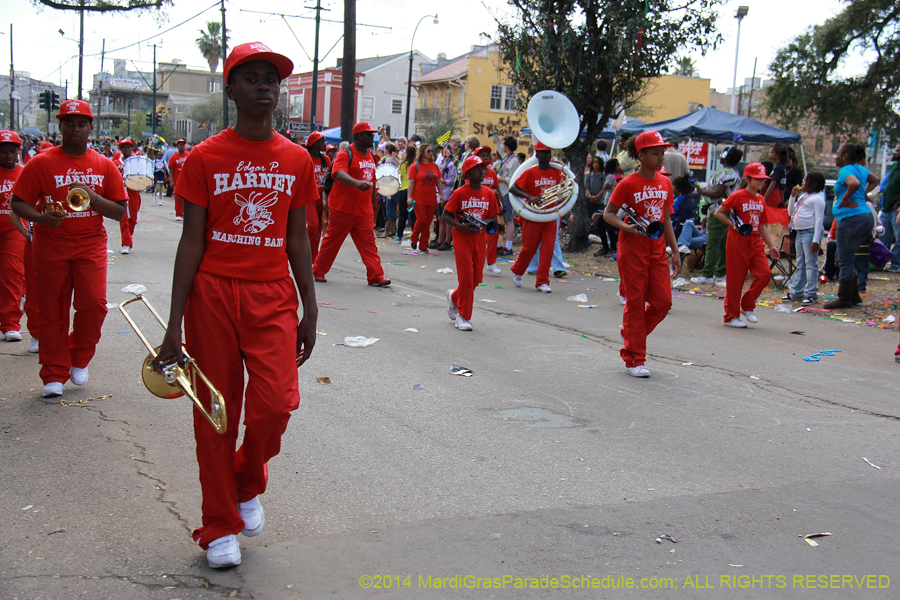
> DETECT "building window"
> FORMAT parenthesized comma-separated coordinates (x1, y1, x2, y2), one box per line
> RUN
(815, 136, 824, 153)
(504, 86, 516, 111)
(458, 88, 465, 110)
(433, 89, 438, 108)
(391, 98, 402, 114)
(208, 79, 222, 93)
(290, 94, 304, 119)
(831, 136, 840, 153)
(490, 85, 503, 110)
(362, 96, 374, 120)
(490, 85, 516, 112)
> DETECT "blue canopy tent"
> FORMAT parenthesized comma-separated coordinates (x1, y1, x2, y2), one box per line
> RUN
(320, 126, 380, 146)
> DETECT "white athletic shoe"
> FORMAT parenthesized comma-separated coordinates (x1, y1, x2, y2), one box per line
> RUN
(588, 234, 603, 244)
(616, 291, 627, 306)
(691, 276, 714, 285)
(4, 330, 22, 342)
(455, 316, 473, 331)
(29, 338, 39, 353)
(70, 366, 88, 386)
(42, 382, 65, 398)
(678, 244, 691, 254)
(175, 216, 183, 221)
(238, 497, 265, 537)
(724, 318, 748, 328)
(121, 246, 131, 254)
(741, 310, 758, 323)
(446, 289, 459, 320)
(207, 534, 241, 568)
(536, 284, 552, 293)
(512, 274, 523, 288)
(714, 277, 727, 287)
(625, 365, 651, 377)
(486, 263, 502, 276)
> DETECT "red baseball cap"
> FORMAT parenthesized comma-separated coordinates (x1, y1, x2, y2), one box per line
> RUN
(40, 141, 54, 150)
(534, 141, 551, 152)
(118, 138, 134, 147)
(634, 130, 673, 152)
(462, 155, 484, 174)
(352, 121, 377, 135)
(0, 130, 22, 146)
(743, 162, 770, 179)
(306, 130, 324, 146)
(223, 42, 294, 84)
(57, 99, 93, 121)
(326, 144, 336, 152)
(176, 138, 186, 145)
(473, 145, 492, 157)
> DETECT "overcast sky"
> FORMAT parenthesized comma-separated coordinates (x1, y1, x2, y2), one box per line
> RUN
(4, 0, 852, 96)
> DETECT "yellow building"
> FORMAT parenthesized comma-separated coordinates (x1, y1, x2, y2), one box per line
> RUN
(634, 74, 711, 122)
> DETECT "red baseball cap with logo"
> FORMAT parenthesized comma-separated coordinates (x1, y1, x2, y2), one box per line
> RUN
(118, 138, 134, 147)
(743, 162, 770, 179)
(176, 138, 186, 145)
(352, 121, 378, 135)
(306, 130, 324, 147)
(57, 99, 93, 121)
(223, 42, 294, 84)
(634, 130, 673, 152)
(0, 130, 22, 146)
(462, 155, 484, 174)
(534, 141, 551, 152)
(473, 146, 492, 157)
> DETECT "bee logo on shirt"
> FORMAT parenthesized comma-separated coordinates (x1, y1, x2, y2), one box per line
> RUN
(233, 190, 277, 233)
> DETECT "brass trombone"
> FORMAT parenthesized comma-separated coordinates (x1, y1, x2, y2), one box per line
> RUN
(119, 294, 227, 434)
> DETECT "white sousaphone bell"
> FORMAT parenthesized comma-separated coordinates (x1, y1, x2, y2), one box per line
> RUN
(509, 90, 581, 222)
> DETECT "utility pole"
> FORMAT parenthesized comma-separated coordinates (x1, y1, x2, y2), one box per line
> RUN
(8, 24, 14, 130)
(221, 0, 228, 129)
(152, 44, 157, 135)
(78, 0, 85, 99)
(340, 0, 356, 142)
(746, 57, 758, 119)
(97, 38, 105, 136)
(310, 0, 323, 130)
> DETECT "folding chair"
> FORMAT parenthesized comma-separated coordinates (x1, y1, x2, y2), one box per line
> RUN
(689, 243, 707, 272)
(769, 235, 796, 290)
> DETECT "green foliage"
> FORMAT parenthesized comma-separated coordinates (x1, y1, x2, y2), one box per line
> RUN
(495, 0, 723, 251)
(415, 107, 464, 148)
(190, 95, 236, 139)
(32, 0, 171, 13)
(196, 21, 229, 74)
(673, 56, 696, 77)
(766, 0, 900, 138)
(114, 110, 149, 140)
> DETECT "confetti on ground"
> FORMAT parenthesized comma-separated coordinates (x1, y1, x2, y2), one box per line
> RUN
(315, 377, 331, 384)
(60, 394, 111, 407)
(494, 285, 505, 289)
(317, 302, 347, 310)
(366, 311, 378, 314)
(392, 263, 409, 266)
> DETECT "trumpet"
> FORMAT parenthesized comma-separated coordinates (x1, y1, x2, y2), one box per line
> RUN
(119, 294, 227, 434)
(455, 211, 499, 235)
(39, 188, 94, 215)
(730, 210, 753, 236)
(622, 205, 664, 239)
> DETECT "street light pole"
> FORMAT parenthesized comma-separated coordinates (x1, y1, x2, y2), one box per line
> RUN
(729, 6, 749, 115)
(404, 14, 438, 138)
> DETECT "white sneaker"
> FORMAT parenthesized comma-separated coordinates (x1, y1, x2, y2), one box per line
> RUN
(42, 382, 65, 398)
(741, 310, 758, 324)
(207, 534, 241, 568)
(714, 277, 727, 287)
(588, 234, 603, 244)
(29, 338, 39, 353)
(512, 274, 523, 288)
(691, 276, 714, 285)
(238, 497, 265, 537)
(446, 289, 459, 320)
(175, 216, 183, 221)
(70, 366, 89, 386)
(616, 291, 627, 306)
(536, 284, 552, 293)
(121, 246, 131, 254)
(455, 316, 473, 331)
(4, 330, 22, 342)
(625, 365, 651, 377)
(724, 318, 748, 328)
(486, 263, 502, 276)
(678, 244, 691, 254)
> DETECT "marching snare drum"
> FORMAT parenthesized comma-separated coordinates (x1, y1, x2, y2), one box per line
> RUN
(375, 163, 401, 197)
(123, 156, 155, 191)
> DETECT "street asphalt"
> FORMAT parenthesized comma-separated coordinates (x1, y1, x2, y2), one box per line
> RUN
(1, 194, 897, 599)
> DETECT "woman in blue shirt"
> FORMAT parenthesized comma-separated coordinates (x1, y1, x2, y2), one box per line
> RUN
(825, 144, 878, 309)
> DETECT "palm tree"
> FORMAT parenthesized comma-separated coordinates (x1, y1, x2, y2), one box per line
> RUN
(196, 21, 228, 73)
(674, 56, 696, 77)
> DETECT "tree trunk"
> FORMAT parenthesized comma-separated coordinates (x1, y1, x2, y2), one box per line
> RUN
(564, 145, 590, 253)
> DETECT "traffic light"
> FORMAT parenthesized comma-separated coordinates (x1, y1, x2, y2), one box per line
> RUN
(38, 91, 48, 111)
(154, 113, 162, 127)
(50, 92, 60, 110)
(145, 113, 152, 126)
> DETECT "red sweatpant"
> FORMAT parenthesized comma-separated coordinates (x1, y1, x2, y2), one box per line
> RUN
(306, 197, 325, 265)
(24, 238, 40, 339)
(33, 232, 108, 384)
(185, 271, 301, 549)
(723, 232, 770, 322)
(174, 193, 184, 218)
(0, 230, 25, 334)
(313, 208, 385, 283)
(410, 203, 436, 251)
(485, 230, 499, 265)
(510, 219, 557, 287)
(450, 231, 486, 321)
(119, 189, 141, 248)
(618, 232, 672, 367)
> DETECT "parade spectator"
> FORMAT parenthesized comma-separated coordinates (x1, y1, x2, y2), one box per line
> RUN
(763, 143, 788, 207)
(595, 140, 611, 164)
(496, 136, 519, 256)
(616, 132, 639, 177)
(673, 176, 706, 254)
(881, 144, 900, 271)
(435, 144, 458, 251)
(663, 145, 689, 181)
(395, 145, 416, 242)
(692, 146, 743, 285)
(785, 171, 826, 304)
(585, 156, 611, 254)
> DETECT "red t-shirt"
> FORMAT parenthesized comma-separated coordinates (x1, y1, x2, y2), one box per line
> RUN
(513, 165, 565, 198)
(312, 154, 331, 199)
(168, 150, 190, 186)
(327, 147, 377, 217)
(174, 128, 317, 282)
(0, 164, 23, 235)
(12, 147, 127, 241)
(722, 189, 768, 234)
(444, 184, 501, 237)
(408, 161, 441, 205)
(482, 167, 499, 190)
(609, 171, 673, 225)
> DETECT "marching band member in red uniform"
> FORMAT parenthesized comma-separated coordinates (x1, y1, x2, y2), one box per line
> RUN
(154, 42, 319, 569)
(473, 145, 504, 276)
(0, 131, 26, 342)
(312, 121, 391, 286)
(509, 141, 563, 293)
(442, 156, 503, 331)
(716, 163, 781, 328)
(11, 100, 127, 398)
(168, 139, 190, 221)
(112, 139, 142, 254)
(304, 130, 329, 264)
(603, 131, 680, 377)
(407, 143, 444, 254)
